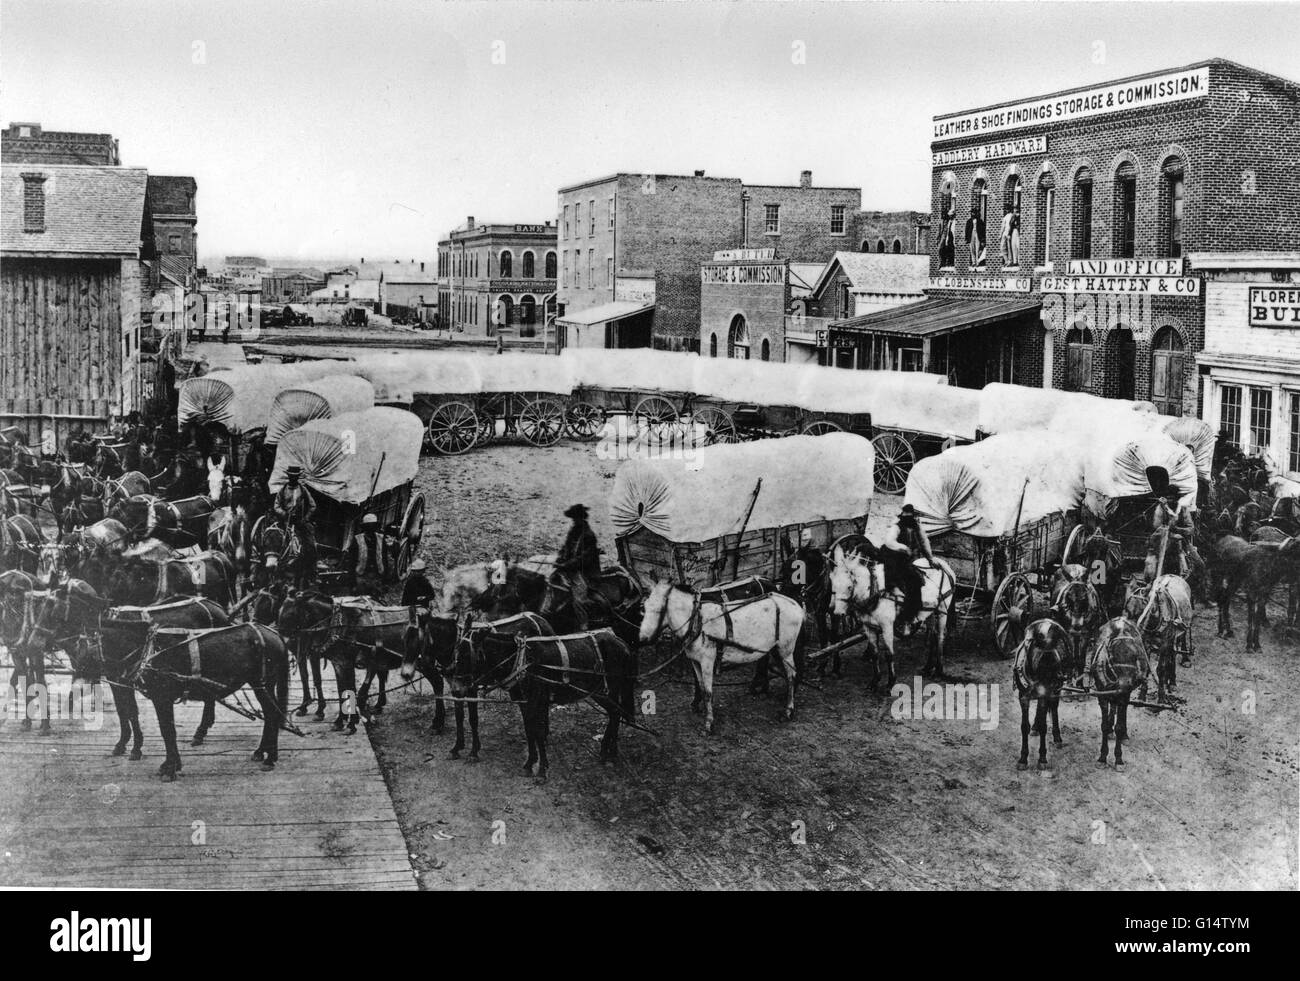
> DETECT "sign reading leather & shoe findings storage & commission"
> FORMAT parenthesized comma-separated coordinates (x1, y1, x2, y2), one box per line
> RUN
(1248, 286, 1300, 327)
(933, 66, 1210, 141)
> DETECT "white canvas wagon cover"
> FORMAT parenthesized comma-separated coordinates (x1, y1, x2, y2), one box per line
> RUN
(978, 382, 1154, 437)
(561, 348, 701, 394)
(474, 352, 576, 394)
(1159, 415, 1216, 482)
(1077, 424, 1198, 513)
(350, 352, 484, 403)
(904, 434, 1086, 539)
(264, 374, 376, 445)
(177, 361, 345, 435)
(268, 407, 423, 504)
(611, 432, 874, 544)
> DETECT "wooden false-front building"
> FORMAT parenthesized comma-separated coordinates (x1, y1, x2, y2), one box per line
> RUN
(1, 163, 152, 446)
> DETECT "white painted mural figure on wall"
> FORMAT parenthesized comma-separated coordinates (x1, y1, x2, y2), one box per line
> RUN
(965, 205, 987, 269)
(1001, 209, 1020, 267)
(938, 195, 957, 268)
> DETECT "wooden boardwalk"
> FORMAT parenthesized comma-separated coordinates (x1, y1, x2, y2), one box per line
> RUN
(0, 669, 417, 890)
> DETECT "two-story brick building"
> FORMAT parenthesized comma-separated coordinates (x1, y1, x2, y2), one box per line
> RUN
(554, 170, 863, 351)
(146, 175, 198, 289)
(828, 59, 1300, 411)
(436, 219, 557, 337)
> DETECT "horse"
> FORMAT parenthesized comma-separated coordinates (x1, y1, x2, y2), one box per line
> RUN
(108, 550, 238, 608)
(1077, 526, 1123, 611)
(131, 621, 290, 781)
(1011, 618, 1070, 771)
(208, 475, 254, 591)
(57, 592, 231, 758)
(638, 576, 804, 735)
(146, 495, 217, 550)
(10, 577, 105, 732)
(1126, 574, 1193, 703)
(827, 543, 956, 688)
(33, 459, 91, 537)
(1048, 574, 1105, 678)
(0, 570, 39, 728)
(1088, 597, 1152, 770)
(399, 609, 553, 760)
(274, 589, 337, 722)
(1251, 525, 1299, 626)
(0, 509, 44, 574)
(1209, 534, 1300, 651)
(509, 625, 639, 783)
(251, 516, 307, 590)
(438, 554, 553, 616)
(106, 493, 162, 543)
(306, 596, 409, 732)
(777, 540, 835, 673)
(537, 565, 642, 645)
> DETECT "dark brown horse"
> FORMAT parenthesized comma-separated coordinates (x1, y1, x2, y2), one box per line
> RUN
(108, 550, 238, 608)
(1012, 618, 1069, 771)
(1088, 600, 1152, 770)
(400, 610, 552, 760)
(272, 588, 334, 721)
(1210, 534, 1300, 651)
(0, 569, 39, 729)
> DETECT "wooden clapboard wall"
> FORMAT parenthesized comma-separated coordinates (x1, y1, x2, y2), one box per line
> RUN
(0, 258, 122, 447)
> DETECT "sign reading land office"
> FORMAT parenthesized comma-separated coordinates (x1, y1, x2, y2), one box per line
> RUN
(1249, 286, 1300, 327)
(933, 67, 1210, 142)
(932, 135, 1047, 168)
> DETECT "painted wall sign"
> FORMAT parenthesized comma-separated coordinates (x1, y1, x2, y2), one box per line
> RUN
(928, 275, 1033, 293)
(932, 135, 1047, 167)
(712, 248, 777, 262)
(1040, 275, 1201, 296)
(513, 224, 549, 234)
(1248, 286, 1300, 327)
(615, 277, 656, 303)
(701, 263, 786, 285)
(1065, 258, 1185, 276)
(932, 66, 1210, 142)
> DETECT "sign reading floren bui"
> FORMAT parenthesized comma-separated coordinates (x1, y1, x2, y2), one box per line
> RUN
(932, 66, 1210, 142)
(932, 135, 1047, 168)
(1249, 286, 1300, 327)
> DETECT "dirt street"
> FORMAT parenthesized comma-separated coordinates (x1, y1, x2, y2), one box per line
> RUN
(361, 439, 1299, 890)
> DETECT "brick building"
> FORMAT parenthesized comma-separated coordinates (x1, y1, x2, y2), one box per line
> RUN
(436, 219, 557, 338)
(1, 122, 120, 166)
(856, 210, 930, 256)
(830, 59, 1300, 410)
(554, 170, 862, 351)
(146, 175, 198, 289)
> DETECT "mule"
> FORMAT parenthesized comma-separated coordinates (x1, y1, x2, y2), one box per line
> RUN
(537, 566, 642, 645)
(1049, 575, 1105, 678)
(1127, 575, 1193, 703)
(1088, 600, 1152, 770)
(1011, 618, 1070, 771)
(638, 577, 804, 735)
(109, 550, 238, 607)
(1210, 535, 1300, 651)
(1250, 525, 1299, 627)
(273, 588, 335, 721)
(303, 596, 409, 732)
(438, 554, 553, 616)
(0, 570, 39, 728)
(827, 544, 956, 688)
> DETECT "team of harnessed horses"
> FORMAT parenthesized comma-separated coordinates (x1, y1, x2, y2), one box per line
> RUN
(1, 420, 1297, 783)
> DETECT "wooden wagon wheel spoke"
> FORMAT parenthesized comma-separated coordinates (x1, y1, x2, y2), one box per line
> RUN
(519, 398, 566, 447)
(689, 406, 737, 446)
(991, 572, 1033, 657)
(633, 395, 682, 445)
(871, 431, 915, 496)
(564, 402, 606, 441)
(401, 493, 426, 548)
(800, 419, 843, 436)
(426, 401, 479, 455)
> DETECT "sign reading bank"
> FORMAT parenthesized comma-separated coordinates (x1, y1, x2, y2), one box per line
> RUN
(933, 67, 1210, 142)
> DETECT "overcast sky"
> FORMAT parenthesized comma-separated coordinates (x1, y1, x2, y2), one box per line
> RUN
(2, 0, 1292, 263)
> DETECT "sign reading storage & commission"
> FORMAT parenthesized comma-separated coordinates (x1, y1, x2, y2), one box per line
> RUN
(932, 135, 1047, 168)
(1249, 286, 1300, 327)
(932, 66, 1210, 142)
(1040, 275, 1201, 296)
(701, 263, 786, 285)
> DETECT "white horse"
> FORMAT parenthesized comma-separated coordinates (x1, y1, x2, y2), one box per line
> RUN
(827, 544, 956, 689)
(638, 577, 804, 735)
(437, 554, 556, 612)
(205, 455, 226, 501)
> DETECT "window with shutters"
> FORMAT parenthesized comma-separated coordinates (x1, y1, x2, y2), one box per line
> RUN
(588, 249, 594, 289)
(589, 200, 595, 236)
(1163, 159, 1186, 259)
(1249, 387, 1272, 455)
(1150, 326, 1185, 416)
(1036, 173, 1056, 267)
(1219, 385, 1242, 449)
(1073, 169, 1093, 259)
(1114, 162, 1137, 258)
(1066, 327, 1094, 393)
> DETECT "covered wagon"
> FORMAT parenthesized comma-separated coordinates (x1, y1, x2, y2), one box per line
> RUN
(264, 374, 376, 446)
(612, 432, 875, 588)
(268, 406, 427, 580)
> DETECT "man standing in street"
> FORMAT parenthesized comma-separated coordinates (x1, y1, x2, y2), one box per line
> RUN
(556, 503, 600, 630)
(401, 558, 437, 608)
(345, 513, 386, 598)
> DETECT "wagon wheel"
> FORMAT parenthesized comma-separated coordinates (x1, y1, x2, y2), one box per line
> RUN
(476, 413, 496, 445)
(519, 397, 567, 447)
(395, 539, 414, 580)
(401, 492, 426, 550)
(801, 419, 843, 436)
(565, 401, 606, 441)
(872, 431, 915, 496)
(633, 395, 682, 444)
(991, 572, 1034, 656)
(426, 401, 479, 455)
(689, 406, 738, 446)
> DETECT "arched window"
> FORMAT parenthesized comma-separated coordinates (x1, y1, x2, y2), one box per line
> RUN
(1065, 326, 1094, 393)
(498, 294, 514, 327)
(1162, 157, 1186, 259)
(861, 240, 870, 253)
(709, 333, 718, 358)
(760, 338, 771, 362)
(545, 251, 557, 279)
(876, 239, 886, 253)
(1036, 171, 1056, 267)
(1151, 326, 1186, 416)
(1107, 326, 1136, 401)
(1114, 161, 1137, 258)
(500, 250, 513, 278)
(728, 314, 750, 359)
(840, 282, 851, 318)
(1073, 167, 1093, 260)
(522, 251, 535, 278)
(969, 178, 989, 269)
(891, 238, 902, 254)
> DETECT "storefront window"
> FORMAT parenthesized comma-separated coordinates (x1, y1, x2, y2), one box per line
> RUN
(1290, 393, 1300, 474)
(1250, 387, 1272, 455)
(1219, 385, 1242, 448)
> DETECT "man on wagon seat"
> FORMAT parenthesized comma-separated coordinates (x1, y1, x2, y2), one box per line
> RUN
(401, 558, 437, 608)
(1149, 486, 1205, 588)
(556, 503, 600, 630)
(882, 504, 934, 636)
(273, 465, 317, 586)
(345, 513, 387, 598)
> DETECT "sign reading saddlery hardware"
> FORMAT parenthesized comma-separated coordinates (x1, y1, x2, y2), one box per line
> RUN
(932, 135, 1047, 167)
(1249, 286, 1300, 327)
(932, 66, 1210, 142)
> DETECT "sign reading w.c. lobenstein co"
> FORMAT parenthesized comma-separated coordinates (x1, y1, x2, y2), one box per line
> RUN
(933, 66, 1210, 142)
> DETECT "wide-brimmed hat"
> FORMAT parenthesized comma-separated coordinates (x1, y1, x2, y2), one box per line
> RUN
(564, 504, 589, 519)
(285, 465, 303, 478)
(408, 559, 427, 572)
(360, 513, 379, 527)
(899, 504, 916, 518)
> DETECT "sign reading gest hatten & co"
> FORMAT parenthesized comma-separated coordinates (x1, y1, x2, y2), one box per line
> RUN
(1249, 286, 1300, 327)
(1040, 257, 1201, 296)
(933, 66, 1210, 142)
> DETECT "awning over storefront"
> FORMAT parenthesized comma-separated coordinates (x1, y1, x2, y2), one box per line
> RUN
(556, 299, 655, 328)
(829, 297, 1041, 339)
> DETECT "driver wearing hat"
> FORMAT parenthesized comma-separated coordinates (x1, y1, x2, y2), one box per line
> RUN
(273, 464, 317, 587)
(400, 557, 437, 608)
(345, 513, 386, 597)
(1149, 486, 1204, 588)
(881, 504, 934, 635)
(556, 503, 600, 630)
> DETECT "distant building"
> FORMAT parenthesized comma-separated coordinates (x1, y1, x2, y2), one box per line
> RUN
(1, 163, 151, 441)
(554, 170, 863, 351)
(262, 268, 325, 305)
(355, 260, 437, 320)
(1, 122, 120, 166)
(436, 219, 558, 337)
(856, 210, 930, 255)
(146, 175, 198, 289)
